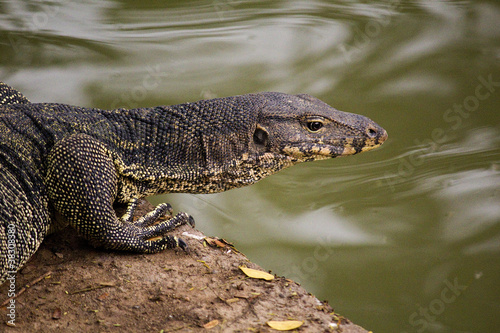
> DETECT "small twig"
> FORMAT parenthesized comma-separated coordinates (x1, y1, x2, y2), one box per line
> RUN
(1, 271, 53, 307)
(70, 285, 106, 295)
(70, 282, 116, 295)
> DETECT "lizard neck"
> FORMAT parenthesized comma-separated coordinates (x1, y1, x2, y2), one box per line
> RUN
(112, 96, 291, 201)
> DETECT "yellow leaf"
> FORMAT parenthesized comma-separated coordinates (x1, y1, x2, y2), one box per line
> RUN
(203, 319, 219, 329)
(239, 266, 274, 281)
(267, 320, 304, 330)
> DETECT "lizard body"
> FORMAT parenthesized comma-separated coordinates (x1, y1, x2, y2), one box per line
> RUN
(0, 82, 387, 283)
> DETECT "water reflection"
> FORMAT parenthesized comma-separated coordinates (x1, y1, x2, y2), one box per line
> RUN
(437, 168, 500, 243)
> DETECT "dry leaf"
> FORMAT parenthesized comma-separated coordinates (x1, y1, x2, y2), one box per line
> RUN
(233, 292, 249, 299)
(204, 237, 241, 253)
(239, 266, 274, 281)
(203, 319, 219, 329)
(213, 239, 226, 247)
(225, 298, 240, 304)
(97, 292, 109, 300)
(205, 237, 232, 248)
(267, 320, 304, 330)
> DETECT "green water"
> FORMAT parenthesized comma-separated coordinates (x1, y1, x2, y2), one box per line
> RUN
(1, 1, 499, 332)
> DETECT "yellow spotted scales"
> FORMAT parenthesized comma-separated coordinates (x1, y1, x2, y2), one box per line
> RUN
(0, 82, 387, 283)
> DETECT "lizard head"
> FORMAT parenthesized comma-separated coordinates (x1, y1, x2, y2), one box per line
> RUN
(250, 92, 388, 162)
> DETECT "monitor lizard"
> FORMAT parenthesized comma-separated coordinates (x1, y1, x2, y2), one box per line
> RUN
(0, 81, 387, 284)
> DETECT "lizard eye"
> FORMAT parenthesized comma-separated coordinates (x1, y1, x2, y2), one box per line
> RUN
(306, 121, 323, 132)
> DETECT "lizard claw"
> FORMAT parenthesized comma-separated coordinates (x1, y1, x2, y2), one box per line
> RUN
(187, 216, 195, 228)
(178, 238, 188, 251)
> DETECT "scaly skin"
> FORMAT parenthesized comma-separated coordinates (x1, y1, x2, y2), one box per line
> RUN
(0, 82, 387, 283)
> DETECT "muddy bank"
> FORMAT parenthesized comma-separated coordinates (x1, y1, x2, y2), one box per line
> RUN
(1, 200, 369, 332)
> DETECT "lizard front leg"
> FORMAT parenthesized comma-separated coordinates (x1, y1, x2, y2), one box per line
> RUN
(45, 134, 193, 252)
(120, 198, 195, 249)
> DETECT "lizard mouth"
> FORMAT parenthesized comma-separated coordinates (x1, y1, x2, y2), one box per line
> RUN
(342, 126, 388, 155)
(337, 123, 388, 156)
(281, 127, 388, 160)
